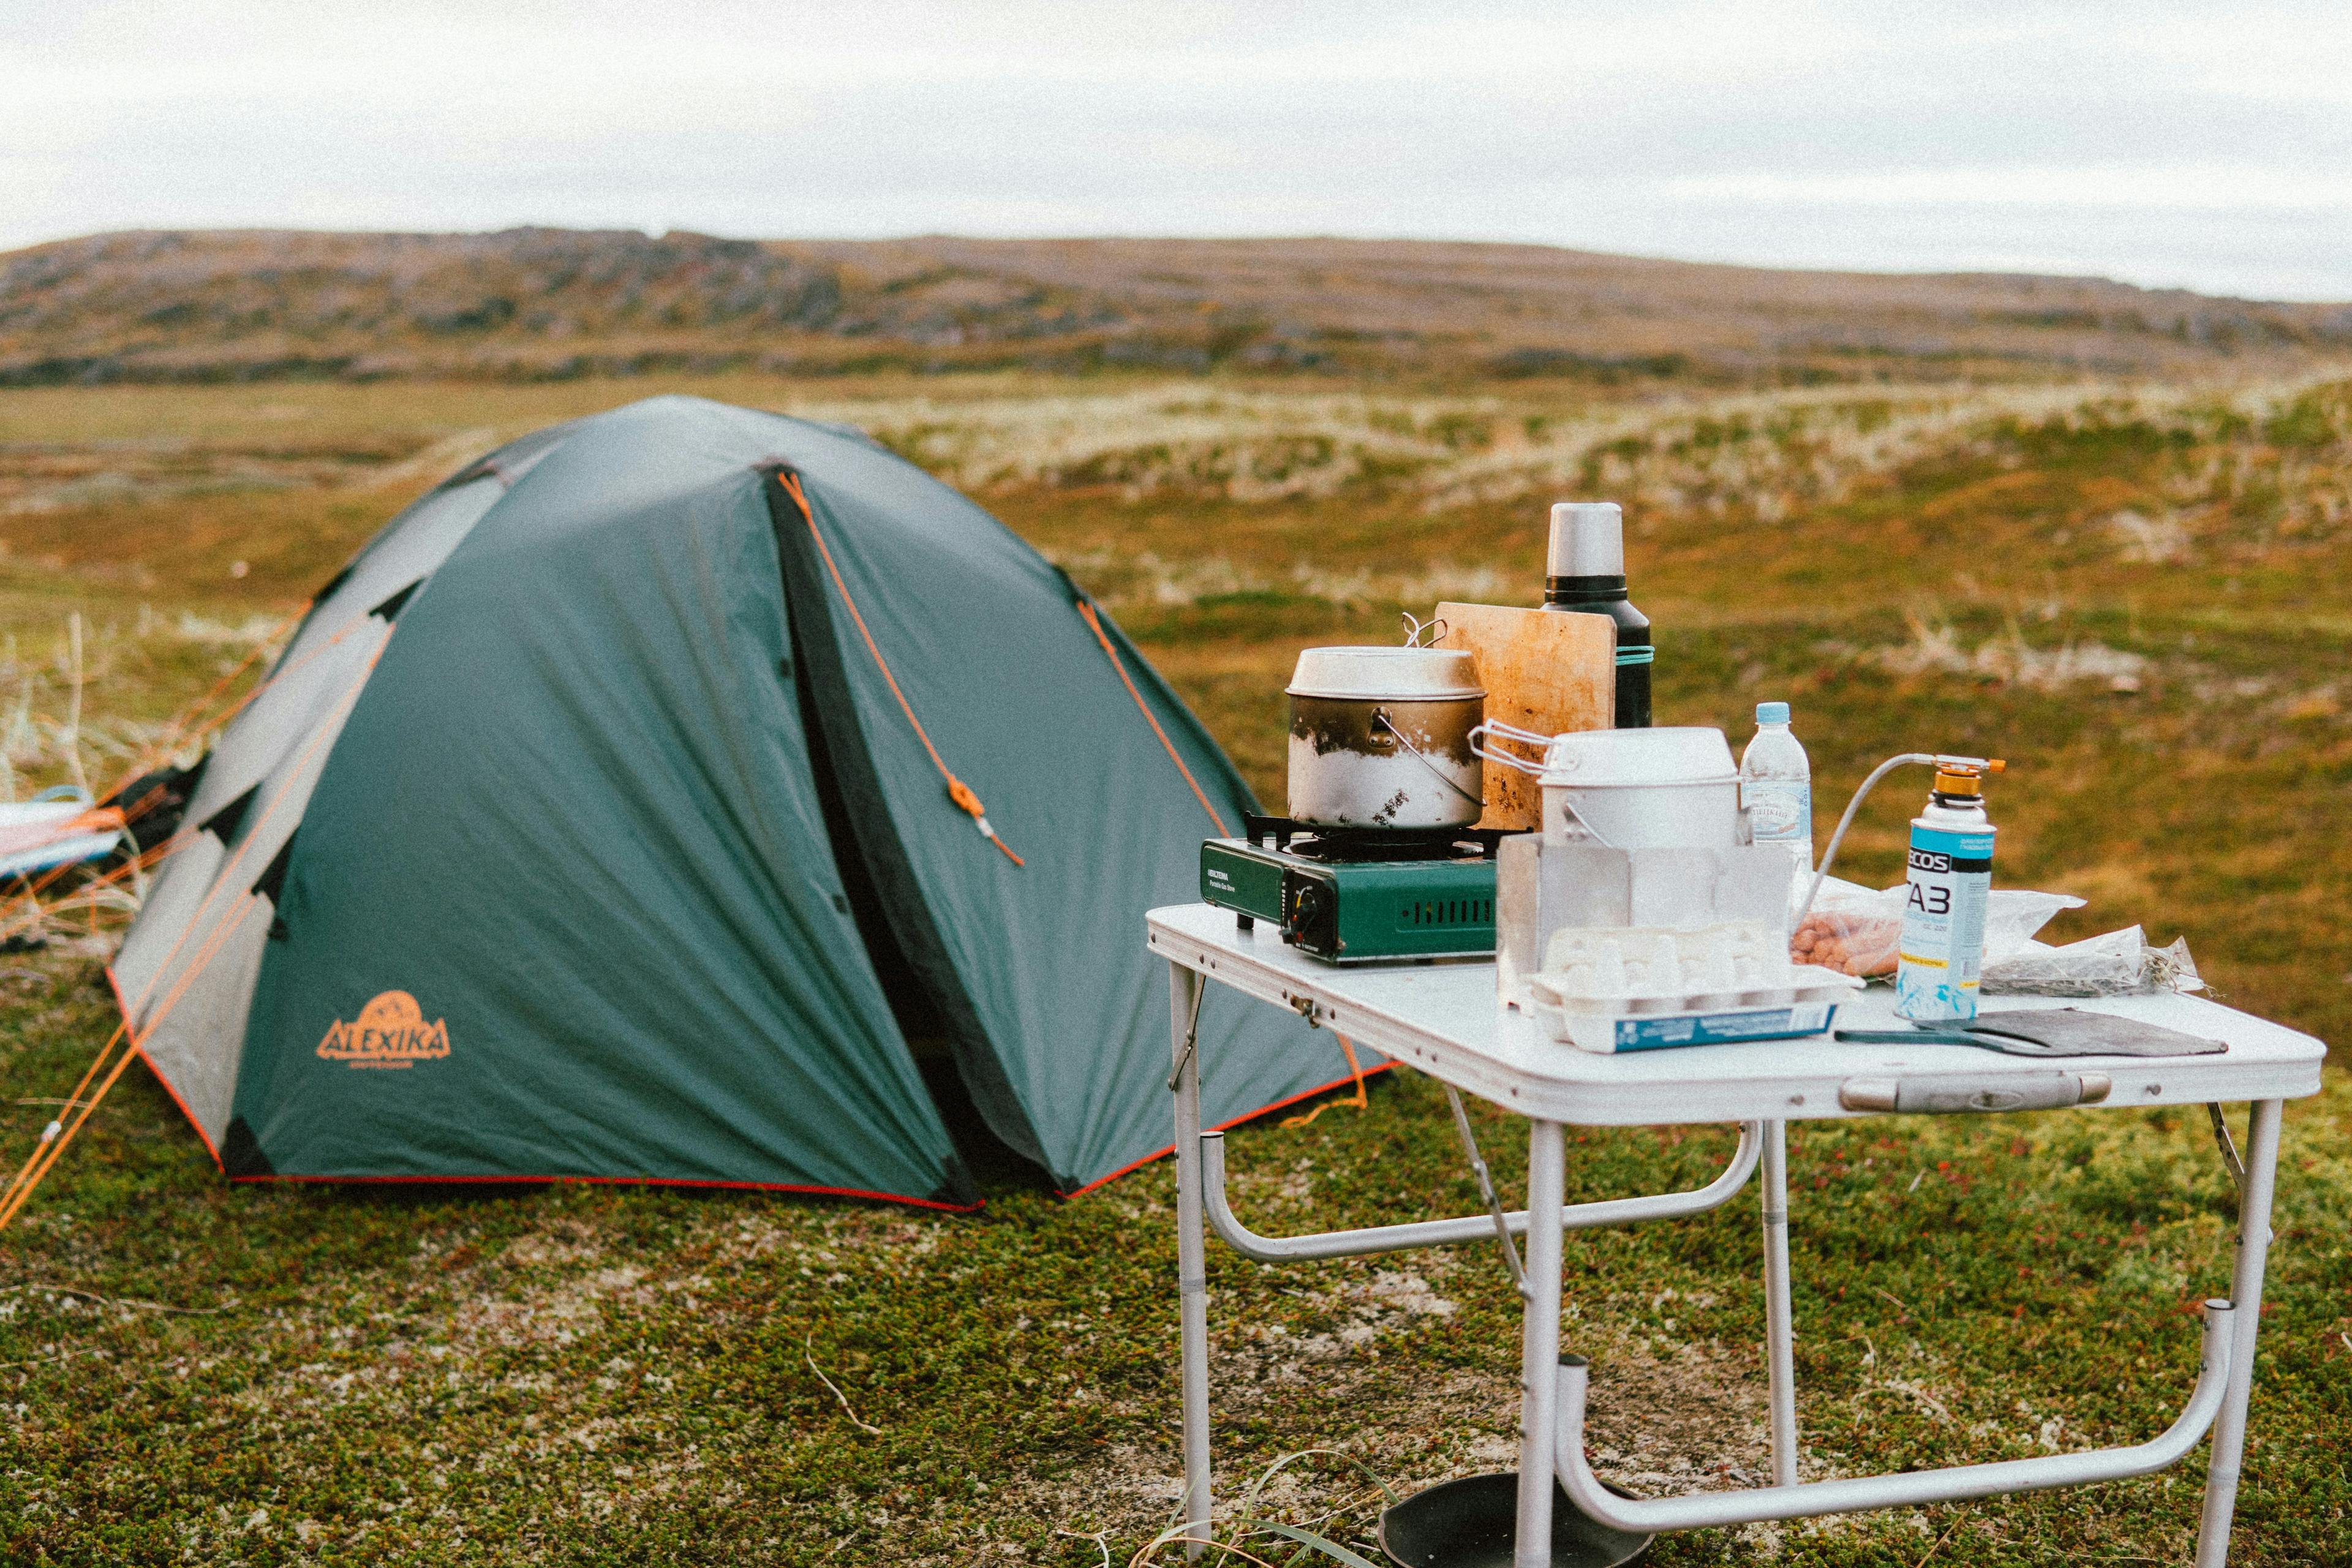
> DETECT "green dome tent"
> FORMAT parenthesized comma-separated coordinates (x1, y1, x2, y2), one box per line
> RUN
(111, 396, 1375, 1207)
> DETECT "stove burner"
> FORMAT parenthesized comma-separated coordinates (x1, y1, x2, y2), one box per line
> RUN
(1242, 812, 1505, 862)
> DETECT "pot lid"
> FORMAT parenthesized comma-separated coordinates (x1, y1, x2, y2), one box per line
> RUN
(1286, 646, 1484, 701)
(1538, 726, 1738, 787)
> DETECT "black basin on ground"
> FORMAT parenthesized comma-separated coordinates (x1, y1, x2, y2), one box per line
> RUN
(1377, 1472, 1651, 1568)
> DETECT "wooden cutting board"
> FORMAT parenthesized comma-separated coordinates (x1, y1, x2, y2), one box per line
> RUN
(1435, 601, 1615, 831)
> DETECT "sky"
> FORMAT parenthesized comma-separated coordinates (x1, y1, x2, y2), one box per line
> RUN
(6, 0, 2350, 301)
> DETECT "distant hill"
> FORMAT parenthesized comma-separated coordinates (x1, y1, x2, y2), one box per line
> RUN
(5, 228, 2349, 386)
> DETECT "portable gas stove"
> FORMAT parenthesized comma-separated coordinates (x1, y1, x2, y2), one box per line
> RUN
(1199, 813, 1504, 964)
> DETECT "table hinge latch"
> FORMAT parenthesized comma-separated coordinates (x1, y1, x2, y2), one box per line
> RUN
(1168, 979, 1207, 1091)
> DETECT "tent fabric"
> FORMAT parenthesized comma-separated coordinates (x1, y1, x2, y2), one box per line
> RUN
(115, 469, 511, 1155)
(112, 395, 1373, 1205)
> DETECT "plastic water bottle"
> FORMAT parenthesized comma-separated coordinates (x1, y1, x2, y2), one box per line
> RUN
(1739, 701, 1812, 894)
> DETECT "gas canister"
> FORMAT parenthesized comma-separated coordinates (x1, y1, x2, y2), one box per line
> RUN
(1894, 757, 2005, 1023)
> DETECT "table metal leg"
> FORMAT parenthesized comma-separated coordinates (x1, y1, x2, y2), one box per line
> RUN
(2195, 1098, 2282, 1568)
(1170, 962, 1212, 1559)
(1762, 1120, 1799, 1487)
(1514, 1120, 1567, 1568)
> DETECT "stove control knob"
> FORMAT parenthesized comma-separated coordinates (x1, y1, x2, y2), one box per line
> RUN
(1284, 878, 1336, 954)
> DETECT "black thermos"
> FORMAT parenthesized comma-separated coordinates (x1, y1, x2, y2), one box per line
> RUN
(1542, 501, 1651, 728)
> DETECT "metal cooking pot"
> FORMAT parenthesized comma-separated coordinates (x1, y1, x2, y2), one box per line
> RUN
(1287, 647, 1485, 830)
(1473, 722, 1741, 848)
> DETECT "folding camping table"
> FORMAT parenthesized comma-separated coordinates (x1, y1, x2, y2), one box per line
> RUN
(1147, 902, 2327, 1568)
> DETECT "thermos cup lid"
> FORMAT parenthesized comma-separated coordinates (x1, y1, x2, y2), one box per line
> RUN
(1547, 502, 1624, 577)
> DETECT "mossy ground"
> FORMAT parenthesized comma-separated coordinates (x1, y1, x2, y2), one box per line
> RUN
(0, 372, 2345, 1564)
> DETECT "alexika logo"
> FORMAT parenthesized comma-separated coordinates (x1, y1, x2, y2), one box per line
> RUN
(317, 991, 450, 1069)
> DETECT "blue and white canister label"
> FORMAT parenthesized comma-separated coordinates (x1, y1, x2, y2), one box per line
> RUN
(1895, 823, 1994, 1022)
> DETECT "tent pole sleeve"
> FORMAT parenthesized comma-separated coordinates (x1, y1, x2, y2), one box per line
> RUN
(1170, 961, 1212, 1559)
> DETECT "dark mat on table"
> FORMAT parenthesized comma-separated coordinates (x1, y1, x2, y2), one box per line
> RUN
(1966, 1008, 2225, 1057)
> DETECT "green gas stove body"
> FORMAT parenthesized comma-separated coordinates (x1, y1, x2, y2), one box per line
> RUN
(1199, 817, 1502, 964)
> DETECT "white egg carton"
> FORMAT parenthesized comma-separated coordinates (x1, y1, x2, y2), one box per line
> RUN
(1525, 920, 1863, 1054)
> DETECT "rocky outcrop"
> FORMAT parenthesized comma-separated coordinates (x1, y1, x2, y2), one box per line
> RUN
(4, 229, 2346, 385)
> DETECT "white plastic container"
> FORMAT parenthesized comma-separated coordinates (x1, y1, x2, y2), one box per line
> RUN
(1526, 984, 1857, 1054)
(1739, 701, 1812, 897)
(1494, 839, 1800, 1014)
(1525, 919, 1861, 1052)
(1534, 726, 1741, 849)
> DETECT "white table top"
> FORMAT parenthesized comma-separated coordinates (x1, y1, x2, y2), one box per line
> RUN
(1148, 903, 2327, 1126)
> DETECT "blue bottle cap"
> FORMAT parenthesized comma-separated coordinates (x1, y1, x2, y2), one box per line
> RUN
(1755, 701, 1790, 724)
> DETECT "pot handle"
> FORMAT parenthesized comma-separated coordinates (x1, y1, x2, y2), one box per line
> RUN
(1373, 710, 1485, 807)
(1467, 720, 1551, 777)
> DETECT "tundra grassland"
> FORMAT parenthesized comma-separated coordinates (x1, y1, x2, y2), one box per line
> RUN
(0, 370, 2346, 1567)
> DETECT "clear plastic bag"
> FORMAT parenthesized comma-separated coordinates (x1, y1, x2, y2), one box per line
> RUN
(1984, 889, 2088, 959)
(1789, 877, 1905, 977)
(1982, 927, 2205, 997)
(1788, 878, 2084, 980)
